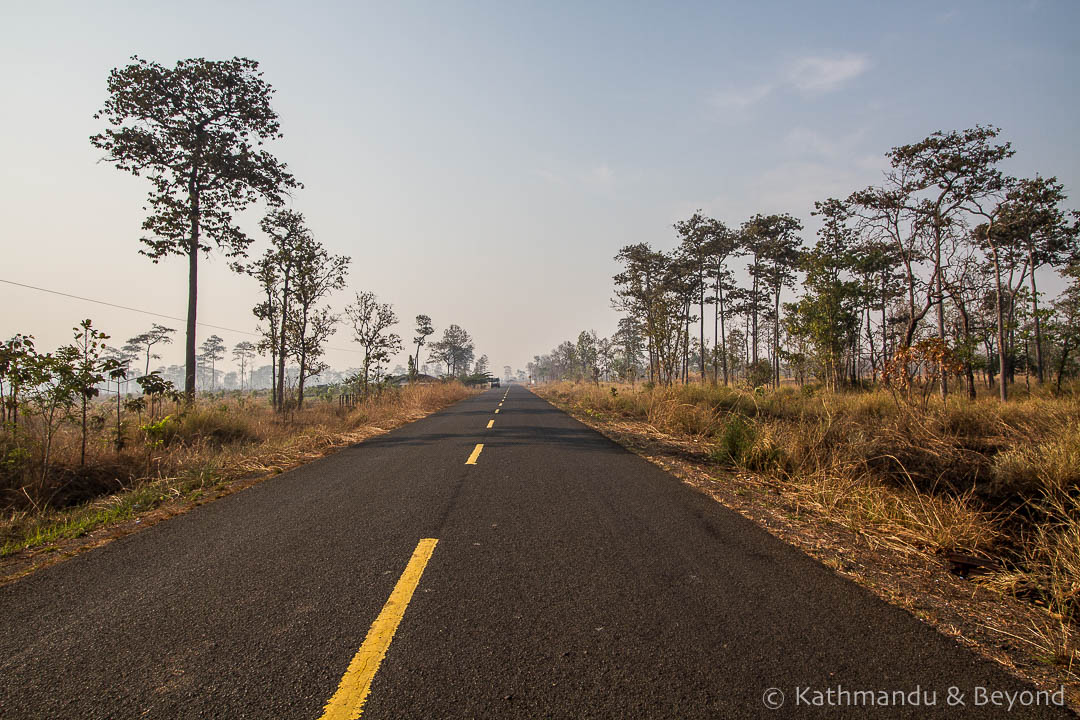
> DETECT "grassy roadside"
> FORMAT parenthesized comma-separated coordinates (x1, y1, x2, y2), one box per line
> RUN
(0, 383, 473, 583)
(533, 381, 1080, 705)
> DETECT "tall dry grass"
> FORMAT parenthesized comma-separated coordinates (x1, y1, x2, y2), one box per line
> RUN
(0, 382, 472, 558)
(541, 380, 1080, 664)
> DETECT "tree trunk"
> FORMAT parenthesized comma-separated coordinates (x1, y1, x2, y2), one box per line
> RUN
(81, 394, 87, 466)
(276, 273, 290, 411)
(773, 291, 781, 388)
(935, 225, 947, 401)
(1056, 342, 1071, 395)
(699, 274, 706, 383)
(185, 184, 200, 402)
(719, 281, 728, 386)
(990, 245, 1008, 402)
(1027, 245, 1044, 383)
(297, 355, 306, 409)
(751, 266, 759, 364)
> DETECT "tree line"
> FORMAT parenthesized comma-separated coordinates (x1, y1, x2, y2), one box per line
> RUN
(530, 126, 1080, 401)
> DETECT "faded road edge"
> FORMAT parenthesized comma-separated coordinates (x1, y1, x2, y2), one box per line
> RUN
(318, 538, 439, 720)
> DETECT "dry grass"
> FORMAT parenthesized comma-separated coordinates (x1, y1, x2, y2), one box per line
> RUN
(0, 382, 472, 561)
(539, 380, 1080, 677)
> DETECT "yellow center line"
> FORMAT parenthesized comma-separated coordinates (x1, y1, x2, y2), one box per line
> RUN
(465, 443, 484, 464)
(486, 419, 494, 429)
(318, 538, 439, 720)
(494, 408, 500, 414)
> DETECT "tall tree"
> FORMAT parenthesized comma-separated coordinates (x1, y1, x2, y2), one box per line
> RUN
(429, 325, 475, 378)
(887, 125, 1014, 399)
(346, 292, 401, 394)
(746, 213, 803, 386)
(198, 334, 225, 392)
(674, 212, 711, 382)
(613, 243, 667, 383)
(284, 236, 349, 408)
(92, 56, 299, 399)
(70, 320, 109, 466)
(1048, 260, 1080, 393)
(993, 176, 1078, 383)
(704, 219, 740, 385)
(231, 341, 257, 391)
(249, 210, 311, 411)
(577, 330, 600, 384)
(789, 200, 860, 389)
(413, 315, 434, 378)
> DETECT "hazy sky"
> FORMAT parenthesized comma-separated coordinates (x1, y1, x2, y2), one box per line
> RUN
(2, 0, 1078, 376)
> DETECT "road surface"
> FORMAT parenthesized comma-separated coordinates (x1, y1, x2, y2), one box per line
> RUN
(0, 385, 1070, 718)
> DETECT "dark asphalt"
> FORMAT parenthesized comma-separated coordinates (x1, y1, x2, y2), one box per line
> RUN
(0, 385, 1071, 718)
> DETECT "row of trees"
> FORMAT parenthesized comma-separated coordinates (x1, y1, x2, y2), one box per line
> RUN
(533, 126, 1079, 400)
(88, 55, 491, 411)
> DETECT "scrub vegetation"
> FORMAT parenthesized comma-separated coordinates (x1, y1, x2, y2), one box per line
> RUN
(537, 380, 1080, 692)
(0, 381, 471, 567)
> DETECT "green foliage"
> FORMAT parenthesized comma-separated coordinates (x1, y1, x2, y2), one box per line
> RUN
(709, 415, 756, 466)
(140, 415, 174, 450)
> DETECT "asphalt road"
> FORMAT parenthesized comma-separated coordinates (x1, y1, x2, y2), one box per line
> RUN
(0, 385, 1071, 718)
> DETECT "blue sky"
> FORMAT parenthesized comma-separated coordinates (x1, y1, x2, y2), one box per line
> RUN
(2, 0, 1077, 374)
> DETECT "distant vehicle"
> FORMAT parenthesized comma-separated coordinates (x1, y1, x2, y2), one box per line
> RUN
(491, 378, 500, 388)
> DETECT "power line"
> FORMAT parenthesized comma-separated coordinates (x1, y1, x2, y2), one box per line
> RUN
(0, 277, 365, 354)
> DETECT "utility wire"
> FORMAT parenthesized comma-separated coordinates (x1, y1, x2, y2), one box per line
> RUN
(0, 277, 365, 354)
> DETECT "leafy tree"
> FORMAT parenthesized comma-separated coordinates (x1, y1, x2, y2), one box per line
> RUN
(198, 334, 226, 392)
(101, 355, 128, 456)
(70, 320, 110, 466)
(284, 235, 349, 408)
(993, 176, 1078, 382)
(0, 334, 36, 431)
(92, 56, 299, 399)
(231, 341, 257, 391)
(788, 200, 861, 389)
(674, 212, 712, 382)
(123, 324, 175, 377)
(428, 324, 474, 377)
(413, 315, 434, 378)
(613, 316, 645, 385)
(474, 354, 489, 376)
(346, 292, 401, 394)
(576, 330, 600, 384)
(613, 243, 667, 383)
(25, 347, 79, 492)
(249, 209, 311, 410)
(136, 371, 179, 418)
(745, 213, 803, 386)
(1048, 261, 1080, 393)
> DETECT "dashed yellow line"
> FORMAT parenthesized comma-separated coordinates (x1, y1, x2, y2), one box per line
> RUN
(494, 409, 500, 414)
(466, 444, 484, 464)
(318, 539, 439, 720)
(486, 420, 494, 429)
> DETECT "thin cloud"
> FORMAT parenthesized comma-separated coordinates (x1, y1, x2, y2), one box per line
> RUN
(708, 52, 869, 118)
(708, 83, 774, 112)
(785, 53, 869, 93)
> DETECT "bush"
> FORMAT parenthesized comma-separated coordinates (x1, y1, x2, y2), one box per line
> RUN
(711, 414, 756, 467)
